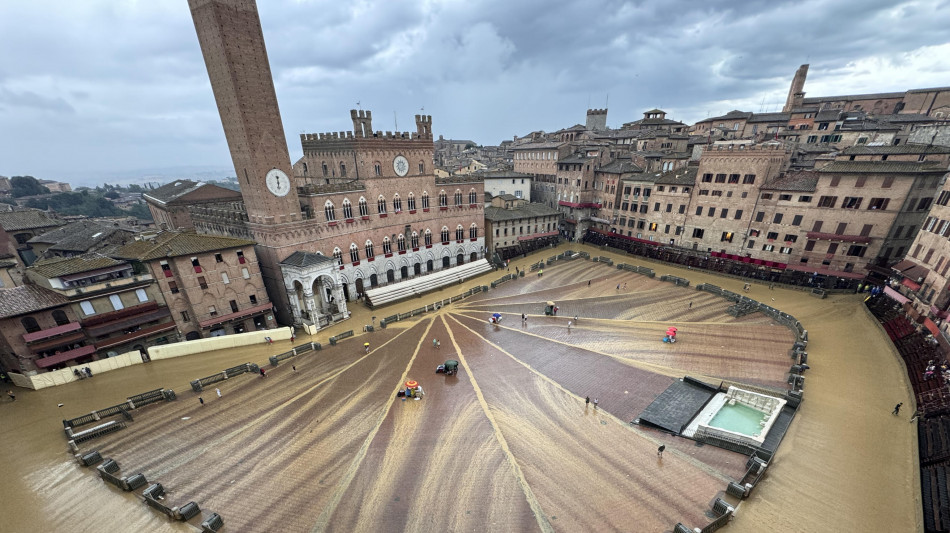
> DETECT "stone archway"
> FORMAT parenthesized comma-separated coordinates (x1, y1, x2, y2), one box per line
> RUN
(442, 256, 450, 268)
(401, 265, 409, 278)
(427, 259, 434, 272)
(414, 262, 422, 275)
(386, 269, 395, 282)
(470, 252, 477, 262)
(370, 274, 378, 287)
(457, 253, 464, 265)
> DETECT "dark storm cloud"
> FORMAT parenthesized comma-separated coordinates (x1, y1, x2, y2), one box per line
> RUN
(0, 0, 948, 185)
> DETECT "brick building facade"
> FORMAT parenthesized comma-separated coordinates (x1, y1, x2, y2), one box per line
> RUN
(114, 232, 275, 340)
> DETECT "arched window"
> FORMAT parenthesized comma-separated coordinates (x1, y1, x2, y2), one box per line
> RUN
(411, 231, 420, 248)
(52, 310, 70, 326)
(407, 192, 417, 211)
(469, 189, 477, 204)
(349, 243, 360, 262)
(469, 223, 478, 239)
(374, 161, 382, 176)
(456, 225, 464, 240)
(422, 191, 430, 209)
(454, 190, 462, 206)
(439, 190, 448, 207)
(392, 194, 402, 213)
(365, 240, 375, 259)
(377, 195, 387, 214)
(322, 162, 328, 177)
(358, 197, 369, 217)
(21, 316, 40, 333)
(424, 229, 433, 246)
(324, 201, 336, 221)
(340, 162, 347, 177)
(333, 248, 343, 265)
(441, 226, 450, 242)
(342, 199, 353, 219)
(418, 161, 425, 174)
(397, 234, 406, 251)
(382, 236, 392, 254)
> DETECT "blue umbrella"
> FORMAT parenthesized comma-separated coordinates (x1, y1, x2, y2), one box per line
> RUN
(492, 313, 502, 319)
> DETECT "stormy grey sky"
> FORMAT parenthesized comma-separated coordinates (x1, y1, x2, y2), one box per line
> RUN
(1, 0, 949, 186)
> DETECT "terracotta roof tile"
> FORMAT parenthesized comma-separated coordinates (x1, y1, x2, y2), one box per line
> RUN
(29, 253, 126, 278)
(113, 231, 257, 261)
(819, 161, 948, 173)
(0, 209, 65, 231)
(0, 285, 69, 319)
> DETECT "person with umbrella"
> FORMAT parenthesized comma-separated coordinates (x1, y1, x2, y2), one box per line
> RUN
(492, 313, 503, 323)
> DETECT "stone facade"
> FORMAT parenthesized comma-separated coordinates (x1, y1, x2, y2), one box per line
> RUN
(481, 170, 533, 202)
(484, 196, 561, 260)
(115, 234, 275, 340)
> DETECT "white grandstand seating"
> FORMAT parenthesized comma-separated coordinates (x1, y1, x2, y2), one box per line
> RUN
(364, 259, 492, 308)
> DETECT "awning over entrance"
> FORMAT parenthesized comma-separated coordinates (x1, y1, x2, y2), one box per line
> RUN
(891, 259, 918, 272)
(902, 278, 922, 291)
(783, 263, 866, 280)
(517, 231, 559, 241)
(884, 286, 910, 304)
(924, 318, 941, 337)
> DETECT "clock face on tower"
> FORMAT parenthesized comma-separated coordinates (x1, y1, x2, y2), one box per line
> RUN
(393, 155, 409, 177)
(265, 168, 291, 197)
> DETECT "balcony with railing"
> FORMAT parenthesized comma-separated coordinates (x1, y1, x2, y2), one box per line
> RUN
(81, 301, 163, 330)
(59, 273, 154, 298)
(34, 345, 97, 369)
(94, 321, 177, 350)
(22, 321, 82, 344)
(85, 306, 172, 338)
(198, 302, 272, 329)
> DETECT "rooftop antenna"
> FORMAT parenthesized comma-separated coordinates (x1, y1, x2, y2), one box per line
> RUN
(394, 111, 398, 131)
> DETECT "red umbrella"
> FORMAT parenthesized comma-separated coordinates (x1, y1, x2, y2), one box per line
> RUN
(406, 380, 418, 388)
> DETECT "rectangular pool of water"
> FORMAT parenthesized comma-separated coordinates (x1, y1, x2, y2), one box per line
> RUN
(709, 402, 767, 437)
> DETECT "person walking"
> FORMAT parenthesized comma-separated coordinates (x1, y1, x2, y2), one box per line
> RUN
(593, 398, 599, 409)
(433, 338, 439, 349)
(364, 342, 370, 353)
(893, 402, 903, 415)
(658, 444, 666, 457)
(585, 396, 590, 406)
(688, 301, 693, 310)
(215, 388, 221, 398)
(199, 397, 205, 405)
(6, 390, 14, 402)
(521, 313, 526, 325)
(260, 368, 267, 378)
(588, 280, 591, 286)
(292, 365, 297, 372)
(567, 321, 572, 331)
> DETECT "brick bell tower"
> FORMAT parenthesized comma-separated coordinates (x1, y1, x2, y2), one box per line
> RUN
(188, 0, 300, 224)
(189, 0, 306, 325)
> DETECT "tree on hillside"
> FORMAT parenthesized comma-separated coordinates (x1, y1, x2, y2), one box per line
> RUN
(11, 176, 50, 197)
(104, 191, 120, 199)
